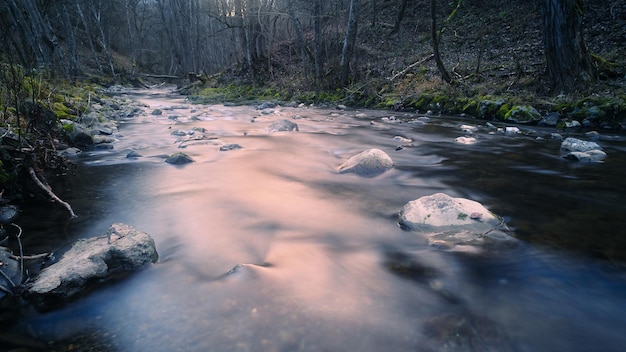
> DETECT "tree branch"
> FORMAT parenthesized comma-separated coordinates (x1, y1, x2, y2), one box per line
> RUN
(28, 167, 77, 218)
(388, 54, 434, 81)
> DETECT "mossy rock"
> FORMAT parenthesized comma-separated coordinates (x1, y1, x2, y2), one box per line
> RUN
(410, 94, 434, 111)
(61, 122, 75, 134)
(427, 94, 451, 112)
(584, 106, 606, 120)
(53, 102, 76, 119)
(461, 98, 479, 115)
(496, 103, 511, 120)
(504, 105, 542, 124)
(478, 98, 505, 119)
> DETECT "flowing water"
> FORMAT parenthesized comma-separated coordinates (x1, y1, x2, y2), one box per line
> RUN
(10, 88, 626, 351)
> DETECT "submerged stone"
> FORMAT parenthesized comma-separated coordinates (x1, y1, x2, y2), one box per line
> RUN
(0, 205, 19, 224)
(219, 143, 242, 151)
(562, 150, 607, 162)
(338, 148, 394, 177)
(126, 150, 142, 158)
(165, 152, 194, 164)
(267, 119, 299, 132)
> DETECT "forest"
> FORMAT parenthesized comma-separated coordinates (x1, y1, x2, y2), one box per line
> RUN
(1, 2, 626, 349)
(0, 0, 625, 196)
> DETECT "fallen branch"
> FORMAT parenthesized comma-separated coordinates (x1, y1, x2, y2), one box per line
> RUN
(139, 73, 181, 79)
(388, 54, 434, 81)
(28, 167, 77, 218)
(9, 252, 51, 261)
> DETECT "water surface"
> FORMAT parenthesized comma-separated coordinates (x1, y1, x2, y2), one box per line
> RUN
(14, 88, 626, 351)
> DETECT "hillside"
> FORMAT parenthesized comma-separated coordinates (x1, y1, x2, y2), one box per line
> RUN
(189, 0, 625, 127)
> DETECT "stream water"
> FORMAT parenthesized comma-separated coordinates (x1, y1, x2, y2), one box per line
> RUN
(10, 88, 626, 351)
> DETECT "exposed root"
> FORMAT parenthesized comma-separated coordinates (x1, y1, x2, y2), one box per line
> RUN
(28, 167, 77, 218)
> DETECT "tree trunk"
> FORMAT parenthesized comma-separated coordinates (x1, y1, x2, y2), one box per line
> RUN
(89, 1, 116, 77)
(541, 0, 595, 93)
(339, 0, 360, 86)
(430, 0, 452, 84)
(390, 0, 410, 35)
(124, 0, 137, 74)
(76, 0, 103, 73)
(61, 4, 80, 78)
(313, 0, 322, 82)
(287, 1, 309, 78)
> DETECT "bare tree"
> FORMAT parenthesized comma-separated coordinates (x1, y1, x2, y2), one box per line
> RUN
(89, 0, 116, 77)
(430, 0, 461, 84)
(340, 0, 360, 86)
(541, 0, 595, 92)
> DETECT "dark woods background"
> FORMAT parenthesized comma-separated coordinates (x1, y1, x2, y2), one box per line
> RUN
(2, 0, 624, 92)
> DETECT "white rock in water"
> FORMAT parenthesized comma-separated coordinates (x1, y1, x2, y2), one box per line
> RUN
(460, 124, 478, 133)
(560, 137, 602, 152)
(393, 135, 412, 143)
(399, 193, 504, 235)
(338, 148, 393, 177)
(455, 136, 477, 145)
(564, 120, 581, 128)
(504, 127, 520, 135)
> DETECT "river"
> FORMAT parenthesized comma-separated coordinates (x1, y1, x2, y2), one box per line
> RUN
(10, 88, 626, 351)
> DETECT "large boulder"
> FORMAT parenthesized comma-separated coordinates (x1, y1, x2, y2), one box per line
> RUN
(68, 123, 94, 150)
(560, 137, 601, 152)
(338, 148, 394, 177)
(399, 193, 510, 250)
(560, 137, 606, 162)
(26, 223, 158, 311)
(478, 98, 505, 119)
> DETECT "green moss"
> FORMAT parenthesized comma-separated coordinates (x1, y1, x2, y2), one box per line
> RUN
(504, 105, 541, 123)
(410, 94, 434, 110)
(478, 97, 505, 119)
(377, 97, 398, 109)
(496, 103, 511, 120)
(461, 98, 479, 115)
(591, 53, 623, 77)
(428, 94, 450, 112)
(53, 102, 76, 119)
(61, 122, 75, 134)
(457, 213, 468, 220)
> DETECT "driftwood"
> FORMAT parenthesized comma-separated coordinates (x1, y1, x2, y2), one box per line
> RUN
(28, 167, 77, 218)
(139, 73, 181, 79)
(388, 54, 434, 81)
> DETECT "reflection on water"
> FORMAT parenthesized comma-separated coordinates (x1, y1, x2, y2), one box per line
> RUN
(13, 89, 626, 351)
